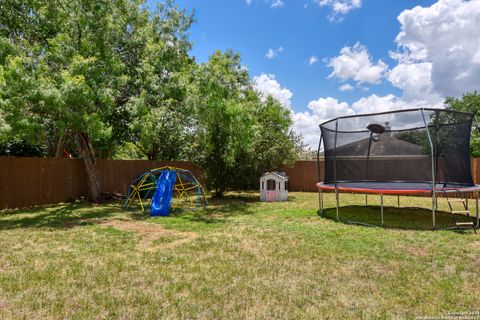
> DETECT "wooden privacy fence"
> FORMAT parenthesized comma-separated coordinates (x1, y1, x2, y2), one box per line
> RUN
(0, 157, 202, 210)
(0, 157, 479, 209)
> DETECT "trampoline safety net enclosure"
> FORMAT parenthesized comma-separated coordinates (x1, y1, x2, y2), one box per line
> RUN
(316, 108, 480, 230)
(318, 108, 474, 192)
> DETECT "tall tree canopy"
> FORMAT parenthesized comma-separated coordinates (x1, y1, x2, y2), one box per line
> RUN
(0, 0, 193, 201)
(127, 1, 194, 161)
(189, 50, 258, 196)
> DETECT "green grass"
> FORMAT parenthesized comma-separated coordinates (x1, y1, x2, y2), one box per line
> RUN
(0, 192, 479, 319)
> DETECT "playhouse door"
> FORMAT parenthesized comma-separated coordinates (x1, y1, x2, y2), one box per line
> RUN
(266, 179, 276, 202)
(267, 191, 275, 202)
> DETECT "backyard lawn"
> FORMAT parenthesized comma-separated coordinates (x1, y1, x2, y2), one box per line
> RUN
(0, 192, 479, 319)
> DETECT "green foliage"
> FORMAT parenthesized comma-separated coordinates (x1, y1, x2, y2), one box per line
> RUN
(233, 96, 298, 189)
(0, 0, 147, 154)
(189, 51, 298, 194)
(0, 139, 46, 157)
(189, 50, 257, 195)
(121, 0, 195, 160)
(112, 142, 147, 160)
(0, 0, 197, 162)
(394, 130, 430, 155)
(445, 91, 480, 156)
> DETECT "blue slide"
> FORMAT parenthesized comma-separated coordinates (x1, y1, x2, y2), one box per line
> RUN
(150, 170, 177, 216)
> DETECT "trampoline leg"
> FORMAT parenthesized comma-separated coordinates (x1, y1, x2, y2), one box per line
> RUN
(365, 194, 368, 207)
(466, 195, 469, 211)
(432, 192, 436, 230)
(318, 189, 324, 215)
(397, 195, 400, 208)
(335, 189, 339, 221)
(381, 193, 384, 226)
(476, 191, 479, 229)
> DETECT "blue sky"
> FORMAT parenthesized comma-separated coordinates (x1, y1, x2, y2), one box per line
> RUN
(148, 0, 480, 147)
(162, 0, 434, 108)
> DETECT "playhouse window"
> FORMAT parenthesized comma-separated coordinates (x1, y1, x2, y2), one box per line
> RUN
(262, 181, 264, 190)
(285, 181, 289, 191)
(267, 179, 276, 190)
(278, 182, 280, 190)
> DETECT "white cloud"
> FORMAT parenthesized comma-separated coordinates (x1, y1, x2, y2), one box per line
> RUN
(315, 0, 362, 21)
(327, 43, 388, 85)
(351, 94, 419, 114)
(338, 83, 353, 91)
(253, 73, 293, 108)
(387, 62, 441, 103)
(250, 75, 428, 148)
(308, 55, 319, 65)
(291, 94, 443, 148)
(246, 0, 284, 8)
(291, 97, 354, 147)
(270, 0, 284, 8)
(250, 70, 441, 149)
(265, 47, 284, 59)
(392, 0, 480, 98)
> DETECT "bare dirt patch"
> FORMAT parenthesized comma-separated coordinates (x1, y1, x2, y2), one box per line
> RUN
(97, 219, 197, 250)
(405, 246, 429, 257)
(0, 294, 9, 309)
(469, 241, 480, 249)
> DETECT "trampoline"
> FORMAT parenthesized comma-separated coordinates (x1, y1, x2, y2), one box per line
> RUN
(316, 108, 480, 230)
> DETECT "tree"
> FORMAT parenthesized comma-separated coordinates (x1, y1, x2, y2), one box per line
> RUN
(445, 91, 480, 156)
(0, 0, 194, 201)
(128, 2, 194, 160)
(188, 51, 299, 194)
(1, 0, 147, 201)
(189, 50, 257, 196)
(232, 96, 298, 189)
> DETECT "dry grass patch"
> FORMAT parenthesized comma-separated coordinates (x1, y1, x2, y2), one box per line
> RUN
(97, 219, 198, 250)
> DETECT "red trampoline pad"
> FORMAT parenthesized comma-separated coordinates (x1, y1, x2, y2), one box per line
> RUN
(316, 182, 480, 195)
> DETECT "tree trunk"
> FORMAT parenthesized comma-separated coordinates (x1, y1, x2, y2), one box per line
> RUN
(55, 134, 66, 158)
(77, 132, 101, 202)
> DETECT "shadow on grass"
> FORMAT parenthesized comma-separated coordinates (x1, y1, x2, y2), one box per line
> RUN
(0, 202, 121, 230)
(321, 205, 478, 232)
(128, 194, 257, 224)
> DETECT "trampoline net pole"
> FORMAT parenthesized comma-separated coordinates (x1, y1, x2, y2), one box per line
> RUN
(334, 119, 339, 221)
(421, 108, 436, 229)
(365, 132, 373, 180)
(317, 130, 323, 214)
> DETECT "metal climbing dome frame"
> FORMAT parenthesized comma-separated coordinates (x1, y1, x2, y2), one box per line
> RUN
(124, 166, 208, 212)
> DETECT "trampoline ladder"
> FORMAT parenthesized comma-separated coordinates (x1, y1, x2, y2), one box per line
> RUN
(444, 190, 476, 234)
